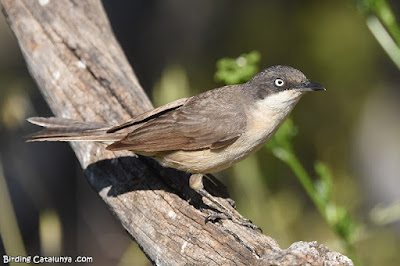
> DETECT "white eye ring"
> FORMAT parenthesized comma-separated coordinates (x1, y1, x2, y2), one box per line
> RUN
(275, 78, 285, 87)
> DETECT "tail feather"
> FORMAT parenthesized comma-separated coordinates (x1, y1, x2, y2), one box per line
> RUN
(26, 117, 124, 142)
(28, 117, 110, 129)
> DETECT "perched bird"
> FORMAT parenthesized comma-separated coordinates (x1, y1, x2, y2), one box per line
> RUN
(27, 65, 325, 229)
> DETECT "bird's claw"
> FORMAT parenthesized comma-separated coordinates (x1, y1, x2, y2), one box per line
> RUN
(205, 212, 262, 232)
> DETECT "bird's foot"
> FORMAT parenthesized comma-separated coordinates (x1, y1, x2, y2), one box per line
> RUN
(189, 174, 261, 231)
(198, 188, 260, 231)
(205, 212, 261, 232)
(226, 198, 236, 209)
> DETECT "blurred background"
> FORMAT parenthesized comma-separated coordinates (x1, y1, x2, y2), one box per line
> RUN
(1, 0, 400, 265)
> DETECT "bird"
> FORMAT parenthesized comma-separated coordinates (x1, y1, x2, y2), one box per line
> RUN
(27, 65, 325, 229)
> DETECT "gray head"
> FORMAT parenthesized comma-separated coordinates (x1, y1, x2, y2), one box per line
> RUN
(246, 65, 325, 99)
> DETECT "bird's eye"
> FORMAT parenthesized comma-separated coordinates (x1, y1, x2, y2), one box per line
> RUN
(274, 78, 285, 87)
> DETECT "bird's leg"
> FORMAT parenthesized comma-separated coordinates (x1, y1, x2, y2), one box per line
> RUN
(189, 173, 260, 231)
(205, 173, 236, 209)
(190, 173, 233, 214)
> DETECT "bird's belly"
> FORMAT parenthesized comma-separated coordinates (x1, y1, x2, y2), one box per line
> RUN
(154, 144, 257, 174)
(154, 122, 277, 173)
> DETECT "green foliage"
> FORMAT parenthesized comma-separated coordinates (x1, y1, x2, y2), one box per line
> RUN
(358, 0, 400, 69)
(214, 51, 261, 85)
(266, 118, 297, 153)
(266, 117, 359, 256)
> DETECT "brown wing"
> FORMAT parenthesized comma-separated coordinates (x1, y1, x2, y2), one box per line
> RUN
(107, 97, 189, 133)
(106, 85, 247, 152)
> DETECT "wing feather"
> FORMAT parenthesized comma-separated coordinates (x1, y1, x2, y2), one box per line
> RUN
(107, 97, 188, 133)
(107, 85, 247, 152)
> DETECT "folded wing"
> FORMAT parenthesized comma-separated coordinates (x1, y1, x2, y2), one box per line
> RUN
(107, 86, 247, 152)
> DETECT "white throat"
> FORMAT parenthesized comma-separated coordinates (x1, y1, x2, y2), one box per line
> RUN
(258, 89, 303, 114)
(249, 89, 303, 137)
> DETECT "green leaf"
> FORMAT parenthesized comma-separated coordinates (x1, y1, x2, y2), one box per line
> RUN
(215, 51, 261, 84)
(314, 161, 333, 204)
(266, 118, 297, 151)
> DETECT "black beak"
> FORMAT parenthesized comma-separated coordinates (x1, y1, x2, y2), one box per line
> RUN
(296, 81, 326, 92)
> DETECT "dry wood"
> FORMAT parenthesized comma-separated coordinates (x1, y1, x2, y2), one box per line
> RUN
(0, 0, 353, 265)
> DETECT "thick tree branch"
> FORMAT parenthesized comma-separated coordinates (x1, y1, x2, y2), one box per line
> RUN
(1, 0, 353, 264)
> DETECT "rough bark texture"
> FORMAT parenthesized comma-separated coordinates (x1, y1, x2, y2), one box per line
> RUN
(1, 0, 353, 265)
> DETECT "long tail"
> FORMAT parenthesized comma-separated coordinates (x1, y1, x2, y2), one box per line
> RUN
(26, 117, 125, 142)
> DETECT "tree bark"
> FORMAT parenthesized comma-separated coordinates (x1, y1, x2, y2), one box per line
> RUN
(1, 0, 353, 265)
